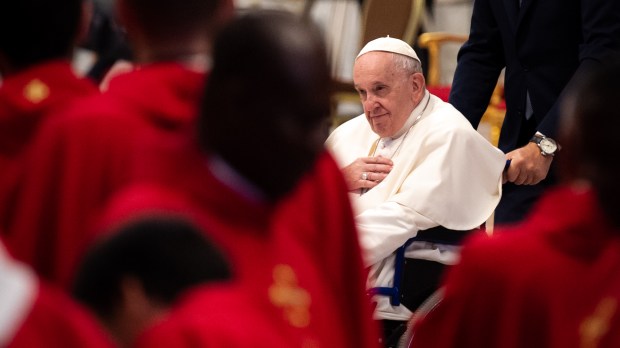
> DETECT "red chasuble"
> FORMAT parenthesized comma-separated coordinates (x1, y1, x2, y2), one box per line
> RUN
(97, 149, 381, 348)
(134, 284, 293, 347)
(0, 60, 97, 228)
(3, 62, 205, 289)
(410, 186, 620, 348)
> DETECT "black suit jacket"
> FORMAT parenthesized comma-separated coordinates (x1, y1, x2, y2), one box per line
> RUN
(450, 0, 620, 152)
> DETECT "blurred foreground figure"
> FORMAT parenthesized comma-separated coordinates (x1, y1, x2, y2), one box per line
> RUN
(0, 238, 112, 348)
(410, 59, 620, 348)
(0, 0, 97, 228)
(2, 0, 233, 289)
(102, 10, 380, 347)
(73, 216, 232, 347)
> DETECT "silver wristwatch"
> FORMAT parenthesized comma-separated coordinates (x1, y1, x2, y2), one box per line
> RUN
(529, 133, 558, 157)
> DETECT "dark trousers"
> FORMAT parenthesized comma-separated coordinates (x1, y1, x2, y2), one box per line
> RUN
(378, 259, 448, 347)
(495, 181, 546, 224)
(381, 320, 408, 348)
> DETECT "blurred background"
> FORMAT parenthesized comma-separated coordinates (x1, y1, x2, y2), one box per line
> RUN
(73, 0, 504, 143)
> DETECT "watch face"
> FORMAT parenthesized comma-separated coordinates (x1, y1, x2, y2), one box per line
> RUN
(540, 138, 558, 154)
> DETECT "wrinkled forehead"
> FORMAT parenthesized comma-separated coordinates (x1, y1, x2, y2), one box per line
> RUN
(353, 52, 406, 85)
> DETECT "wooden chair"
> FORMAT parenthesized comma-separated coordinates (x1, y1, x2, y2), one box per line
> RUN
(418, 31, 505, 146)
(361, 0, 425, 46)
(417, 32, 468, 88)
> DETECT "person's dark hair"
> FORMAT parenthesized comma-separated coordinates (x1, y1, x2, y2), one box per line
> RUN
(72, 216, 232, 321)
(0, 0, 83, 70)
(81, 2, 134, 83)
(199, 10, 332, 201)
(559, 57, 620, 227)
(122, 0, 223, 42)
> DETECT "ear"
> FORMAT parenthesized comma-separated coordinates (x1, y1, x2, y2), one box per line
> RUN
(410, 72, 426, 103)
(78, 0, 94, 44)
(114, 0, 133, 37)
(216, 0, 235, 24)
(206, 0, 235, 37)
(412, 72, 425, 94)
(111, 277, 168, 346)
(557, 98, 581, 183)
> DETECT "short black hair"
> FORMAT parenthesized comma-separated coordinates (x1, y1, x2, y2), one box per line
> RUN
(123, 0, 224, 41)
(199, 10, 331, 200)
(72, 216, 232, 320)
(0, 0, 83, 69)
(560, 56, 620, 227)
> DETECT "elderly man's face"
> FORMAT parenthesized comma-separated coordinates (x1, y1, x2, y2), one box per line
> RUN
(353, 52, 419, 138)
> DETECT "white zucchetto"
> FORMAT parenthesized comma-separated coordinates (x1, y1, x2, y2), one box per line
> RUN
(356, 36, 420, 62)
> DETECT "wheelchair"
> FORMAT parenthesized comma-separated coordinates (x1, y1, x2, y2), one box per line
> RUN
(368, 226, 480, 347)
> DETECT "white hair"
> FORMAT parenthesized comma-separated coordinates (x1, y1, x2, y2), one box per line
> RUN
(391, 53, 422, 75)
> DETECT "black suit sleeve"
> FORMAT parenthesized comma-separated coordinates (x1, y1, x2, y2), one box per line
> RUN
(537, 0, 620, 138)
(448, 0, 505, 129)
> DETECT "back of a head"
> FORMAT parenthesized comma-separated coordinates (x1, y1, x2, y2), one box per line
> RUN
(559, 58, 620, 228)
(120, 0, 226, 43)
(72, 216, 232, 323)
(200, 10, 332, 201)
(0, 0, 83, 71)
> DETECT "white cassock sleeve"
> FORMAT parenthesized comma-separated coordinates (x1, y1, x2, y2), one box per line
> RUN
(356, 201, 438, 266)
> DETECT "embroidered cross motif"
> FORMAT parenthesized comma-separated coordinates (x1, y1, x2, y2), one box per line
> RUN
(23, 79, 50, 104)
(268, 264, 311, 328)
(580, 297, 617, 348)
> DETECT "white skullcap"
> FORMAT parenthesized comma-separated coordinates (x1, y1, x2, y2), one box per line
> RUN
(356, 36, 420, 62)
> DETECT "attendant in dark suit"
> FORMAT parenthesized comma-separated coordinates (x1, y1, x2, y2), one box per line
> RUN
(409, 57, 620, 348)
(449, 0, 620, 224)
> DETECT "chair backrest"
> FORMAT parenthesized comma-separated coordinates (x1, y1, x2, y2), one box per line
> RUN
(417, 31, 468, 87)
(417, 31, 505, 146)
(361, 0, 425, 46)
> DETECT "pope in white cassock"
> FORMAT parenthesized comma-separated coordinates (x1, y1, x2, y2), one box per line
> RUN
(325, 37, 506, 345)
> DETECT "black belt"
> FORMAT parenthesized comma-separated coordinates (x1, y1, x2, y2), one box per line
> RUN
(411, 225, 480, 246)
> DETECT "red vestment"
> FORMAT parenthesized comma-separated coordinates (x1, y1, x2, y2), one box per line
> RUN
(3, 62, 205, 288)
(0, 60, 97, 228)
(98, 147, 381, 348)
(410, 186, 620, 348)
(134, 284, 294, 347)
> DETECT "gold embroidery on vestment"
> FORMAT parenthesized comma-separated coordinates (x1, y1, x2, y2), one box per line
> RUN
(23, 79, 50, 104)
(580, 297, 617, 348)
(268, 264, 312, 328)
